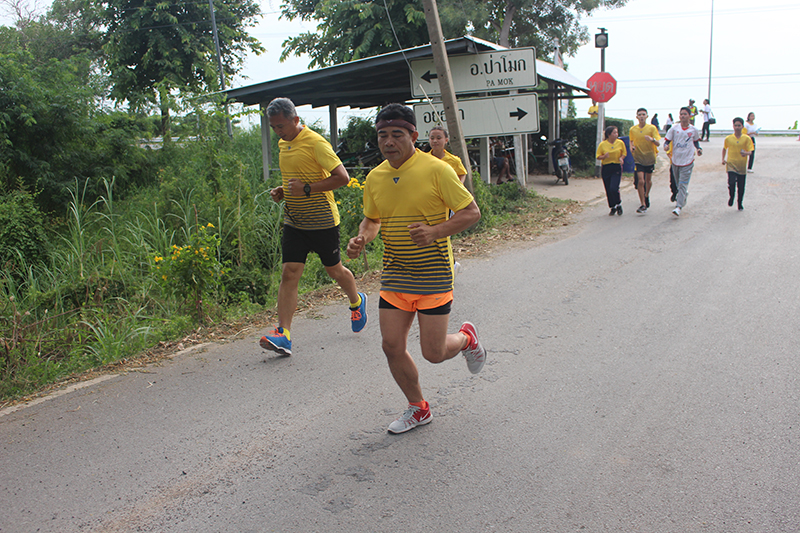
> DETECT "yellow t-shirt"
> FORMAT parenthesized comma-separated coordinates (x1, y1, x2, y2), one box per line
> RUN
(278, 126, 343, 230)
(588, 105, 599, 118)
(723, 134, 754, 175)
(596, 139, 627, 165)
(439, 150, 467, 178)
(363, 149, 474, 294)
(628, 124, 661, 166)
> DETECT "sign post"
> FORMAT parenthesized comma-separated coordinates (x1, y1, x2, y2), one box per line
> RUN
(588, 71, 617, 177)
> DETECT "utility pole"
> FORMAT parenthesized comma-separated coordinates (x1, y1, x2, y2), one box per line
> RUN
(421, 0, 474, 192)
(208, 0, 233, 139)
(707, 0, 714, 101)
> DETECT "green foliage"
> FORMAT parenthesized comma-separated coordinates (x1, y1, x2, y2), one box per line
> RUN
(281, 1, 432, 68)
(103, 0, 264, 130)
(0, 191, 49, 272)
(468, 176, 528, 230)
(280, 0, 628, 67)
(337, 173, 367, 239)
(338, 115, 377, 154)
(155, 223, 227, 322)
(0, 48, 161, 213)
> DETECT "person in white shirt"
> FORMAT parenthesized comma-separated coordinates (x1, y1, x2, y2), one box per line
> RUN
(701, 99, 712, 141)
(664, 107, 703, 216)
(744, 112, 760, 172)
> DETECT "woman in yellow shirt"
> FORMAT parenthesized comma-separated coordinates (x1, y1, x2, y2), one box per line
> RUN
(428, 126, 467, 183)
(596, 125, 627, 215)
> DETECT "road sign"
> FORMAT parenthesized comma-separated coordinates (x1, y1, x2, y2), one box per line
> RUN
(410, 48, 537, 98)
(413, 94, 540, 140)
(587, 71, 617, 103)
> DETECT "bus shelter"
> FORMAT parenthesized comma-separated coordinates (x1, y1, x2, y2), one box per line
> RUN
(224, 36, 589, 184)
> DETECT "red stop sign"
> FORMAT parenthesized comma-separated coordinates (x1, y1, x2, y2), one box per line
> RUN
(587, 71, 617, 103)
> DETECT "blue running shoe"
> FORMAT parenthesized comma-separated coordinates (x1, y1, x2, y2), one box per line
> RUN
(259, 327, 292, 356)
(351, 292, 368, 332)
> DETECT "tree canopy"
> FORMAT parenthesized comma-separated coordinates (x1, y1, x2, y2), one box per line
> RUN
(102, 0, 263, 134)
(280, 0, 627, 68)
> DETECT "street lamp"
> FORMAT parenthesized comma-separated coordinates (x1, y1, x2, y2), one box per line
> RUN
(595, 27, 608, 72)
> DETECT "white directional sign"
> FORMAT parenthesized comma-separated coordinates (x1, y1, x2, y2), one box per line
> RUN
(410, 48, 537, 98)
(413, 94, 540, 140)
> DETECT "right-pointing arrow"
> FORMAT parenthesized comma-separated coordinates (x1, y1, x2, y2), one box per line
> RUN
(509, 108, 528, 121)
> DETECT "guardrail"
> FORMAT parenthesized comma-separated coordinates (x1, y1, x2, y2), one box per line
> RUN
(659, 129, 798, 137)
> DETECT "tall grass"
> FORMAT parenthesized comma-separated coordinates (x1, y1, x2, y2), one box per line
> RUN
(1, 125, 543, 402)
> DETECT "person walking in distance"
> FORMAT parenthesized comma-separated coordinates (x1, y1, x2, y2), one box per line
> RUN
(744, 112, 760, 172)
(629, 108, 661, 213)
(688, 99, 698, 125)
(596, 125, 627, 216)
(722, 117, 754, 210)
(260, 97, 368, 356)
(346, 104, 486, 434)
(701, 99, 713, 141)
(665, 113, 674, 134)
(664, 107, 703, 216)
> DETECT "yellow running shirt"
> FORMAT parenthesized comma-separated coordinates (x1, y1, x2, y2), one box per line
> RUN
(723, 134, 754, 175)
(363, 149, 473, 294)
(439, 150, 467, 177)
(278, 126, 342, 230)
(628, 124, 661, 166)
(596, 139, 627, 165)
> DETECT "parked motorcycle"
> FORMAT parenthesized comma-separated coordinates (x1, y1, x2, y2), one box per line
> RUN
(546, 138, 572, 185)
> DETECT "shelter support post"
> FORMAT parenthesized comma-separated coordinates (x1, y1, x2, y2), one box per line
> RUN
(480, 137, 490, 184)
(329, 106, 338, 152)
(261, 103, 271, 182)
(548, 82, 557, 174)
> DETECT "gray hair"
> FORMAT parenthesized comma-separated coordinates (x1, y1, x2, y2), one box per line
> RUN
(266, 97, 297, 119)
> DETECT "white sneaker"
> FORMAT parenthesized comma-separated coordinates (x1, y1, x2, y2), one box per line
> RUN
(459, 322, 486, 374)
(672, 207, 681, 216)
(388, 404, 432, 434)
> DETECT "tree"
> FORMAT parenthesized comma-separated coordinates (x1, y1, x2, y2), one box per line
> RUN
(280, 0, 453, 68)
(102, 0, 264, 136)
(280, 0, 627, 67)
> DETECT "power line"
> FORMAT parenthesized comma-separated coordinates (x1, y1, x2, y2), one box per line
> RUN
(620, 73, 800, 83)
(587, 3, 799, 23)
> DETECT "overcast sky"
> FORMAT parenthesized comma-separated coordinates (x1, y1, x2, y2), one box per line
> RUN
(3, 0, 797, 131)
(240, 0, 799, 132)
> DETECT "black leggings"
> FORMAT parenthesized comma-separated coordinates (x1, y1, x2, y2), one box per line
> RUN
(601, 163, 622, 208)
(701, 121, 710, 141)
(748, 136, 756, 170)
(728, 171, 746, 206)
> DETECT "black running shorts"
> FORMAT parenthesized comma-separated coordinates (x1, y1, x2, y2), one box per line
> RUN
(281, 224, 342, 267)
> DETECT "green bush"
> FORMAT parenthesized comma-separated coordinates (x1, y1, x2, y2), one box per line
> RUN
(539, 117, 634, 172)
(0, 191, 49, 272)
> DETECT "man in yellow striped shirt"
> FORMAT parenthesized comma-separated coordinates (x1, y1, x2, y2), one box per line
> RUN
(259, 97, 367, 357)
(347, 104, 486, 434)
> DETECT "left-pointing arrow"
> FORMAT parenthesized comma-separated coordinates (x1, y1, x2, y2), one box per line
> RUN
(509, 108, 528, 121)
(421, 70, 438, 83)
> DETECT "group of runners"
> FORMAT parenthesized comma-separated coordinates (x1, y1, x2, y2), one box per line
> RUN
(258, 95, 761, 435)
(260, 98, 486, 435)
(596, 105, 757, 217)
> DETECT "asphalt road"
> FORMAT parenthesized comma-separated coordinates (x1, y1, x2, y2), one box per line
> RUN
(2, 137, 799, 533)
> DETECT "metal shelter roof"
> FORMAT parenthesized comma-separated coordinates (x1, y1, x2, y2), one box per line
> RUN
(224, 36, 589, 109)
